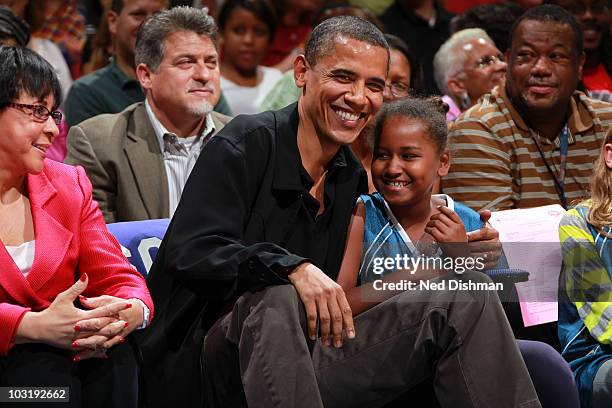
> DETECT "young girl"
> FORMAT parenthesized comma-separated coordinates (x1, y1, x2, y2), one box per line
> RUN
(337, 97, 485, 314)
(559, 128, 612, 408)
(336, 96, 581, 408)
(218, 0, 283, 115)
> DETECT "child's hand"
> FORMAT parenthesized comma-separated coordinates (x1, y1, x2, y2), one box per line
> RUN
(425, 206, 469, 259)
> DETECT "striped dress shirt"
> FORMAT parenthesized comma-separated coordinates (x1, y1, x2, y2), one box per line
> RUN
(145, 100, 215, 217)
(443, 86, 612, 211)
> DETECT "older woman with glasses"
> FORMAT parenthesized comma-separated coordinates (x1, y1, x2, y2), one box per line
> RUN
(0, 46, 152, 408)
(434, 28, 507, 122)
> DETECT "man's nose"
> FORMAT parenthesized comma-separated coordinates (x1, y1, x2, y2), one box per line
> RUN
(193, 61, 213, 81)
(531, 56, 553, 76)
(345, 82, 367, 107)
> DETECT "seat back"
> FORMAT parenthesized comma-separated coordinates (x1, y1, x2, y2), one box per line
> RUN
(107, 218, 170, 277)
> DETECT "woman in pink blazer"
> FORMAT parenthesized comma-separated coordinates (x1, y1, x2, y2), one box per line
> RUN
(0, 46, 153, 408)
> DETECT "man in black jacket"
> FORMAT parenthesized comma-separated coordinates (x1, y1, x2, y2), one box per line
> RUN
(139, 16, 541, 408)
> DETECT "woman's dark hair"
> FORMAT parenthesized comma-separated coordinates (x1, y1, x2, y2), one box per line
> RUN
(218, 0, 278, 41)
(0, 6, 30, 46)
(451, 2, 523, 53)
(384, 33, 422, 96)
(0, 46, 62, 109)
(370, 97, 449, 154)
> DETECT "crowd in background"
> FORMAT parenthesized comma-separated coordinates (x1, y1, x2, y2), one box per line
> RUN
(1, 1, 612, 407)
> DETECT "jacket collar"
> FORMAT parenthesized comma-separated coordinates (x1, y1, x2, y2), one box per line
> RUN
(0, 166, 72, 307)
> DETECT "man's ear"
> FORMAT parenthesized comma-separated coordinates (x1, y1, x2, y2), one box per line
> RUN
(294, 54, 308, 88)
(136, 63, 153, 90)
(447, 77, 466, 98)
(107, 10, 119, 36)
(437, 149, 451, 177)
(604, 143, 612, 169)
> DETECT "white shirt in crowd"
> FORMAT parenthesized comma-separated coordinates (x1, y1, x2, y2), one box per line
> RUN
(221, 66, 283, 115)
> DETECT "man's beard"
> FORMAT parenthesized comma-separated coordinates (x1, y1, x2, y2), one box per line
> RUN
(186, 100, 214, 117)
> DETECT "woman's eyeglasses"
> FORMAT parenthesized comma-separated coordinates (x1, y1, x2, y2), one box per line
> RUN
(474, 54, 505, 70)
(8, 102, 63, 125)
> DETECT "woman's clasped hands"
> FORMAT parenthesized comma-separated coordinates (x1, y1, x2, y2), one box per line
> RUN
(16, 273, 144, 361)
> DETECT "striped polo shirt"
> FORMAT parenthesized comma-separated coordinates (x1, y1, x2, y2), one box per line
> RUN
(442, 86, 612, 211)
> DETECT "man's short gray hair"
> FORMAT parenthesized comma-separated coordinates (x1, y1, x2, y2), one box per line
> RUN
(304, 15, 389, 68)
(433, 28, 494, 95)
(135, 6, 217, 73)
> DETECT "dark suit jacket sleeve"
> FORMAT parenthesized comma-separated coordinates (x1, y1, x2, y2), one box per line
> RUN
(157, 129, 305, 301)
(65, 125, 118, 223)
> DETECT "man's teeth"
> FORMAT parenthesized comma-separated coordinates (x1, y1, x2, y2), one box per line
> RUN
(32, 143, 46, 152)
(387, 181, 409, 187)
(335, 109, 360, 121)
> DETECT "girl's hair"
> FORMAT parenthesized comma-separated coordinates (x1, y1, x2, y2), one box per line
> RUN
(587, 128, 612, 235)
(370, 97, 449, 154)
(0, 45, 62, 110)
(218, 0, 278, 42)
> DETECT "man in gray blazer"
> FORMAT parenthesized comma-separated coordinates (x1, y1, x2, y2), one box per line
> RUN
(66, 7, 230, 223)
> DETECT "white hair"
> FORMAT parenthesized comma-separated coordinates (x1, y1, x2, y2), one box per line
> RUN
(433, 28, 494, 96)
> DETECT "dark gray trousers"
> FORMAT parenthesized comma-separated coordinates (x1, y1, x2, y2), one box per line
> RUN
(202, 270, 541, 408)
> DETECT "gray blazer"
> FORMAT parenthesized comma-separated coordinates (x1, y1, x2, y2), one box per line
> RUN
(65, 102, 231, 223)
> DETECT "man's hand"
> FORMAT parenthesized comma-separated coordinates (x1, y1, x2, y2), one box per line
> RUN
(466, 210, 502, 270)
(288, 263, 355, 348)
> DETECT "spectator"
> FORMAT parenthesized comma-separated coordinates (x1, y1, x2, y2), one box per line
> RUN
(82, 2, 113, 75)
(380, 0, 454, 95)
(0, 45, 152, 408)
(0, 0, 74, 106)
(219, 0, 282, 114)
(0, 5, 28, 46)
(261, 3, 388, 112)
(434, 28, 506, 121)
(64, 0, 169, 127)
(65, 7, 230, 223)
(443, 5, 612, 211)
(261, 0, 324, 71)
(558, 127, 612, 408)
(29, 0, 86, 79)
(138, 15, 543, 408)
(547, 0, 612, 98)
(450, 2, 525, 53)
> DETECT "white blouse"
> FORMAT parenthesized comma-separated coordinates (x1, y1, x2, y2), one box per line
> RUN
(5, 240, 36, 277)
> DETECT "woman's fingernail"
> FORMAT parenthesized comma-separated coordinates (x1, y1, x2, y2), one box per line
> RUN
(72, 341, 79, 348)
(74, 325, 81, 332)
(80, 273, 88, 282)
(347, 329, 355, 339)
(119, 337, 126, 344)
(78, 295, 87, 302)
(73, 355, 80, 362)
(124, 322, 129, 328)
(124, 303, 132, 310)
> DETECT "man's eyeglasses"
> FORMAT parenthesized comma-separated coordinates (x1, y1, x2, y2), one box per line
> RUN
(8, 102, 63, 125)
(474, 54, 505, 70)
(566, 2, 608, 15)
(387, 81, 410, 98)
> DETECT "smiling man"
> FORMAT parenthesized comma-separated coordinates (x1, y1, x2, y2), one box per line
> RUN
(65, 7, 230, 222)
(443, 4, 612, 211)
(140, 15, 541, 408)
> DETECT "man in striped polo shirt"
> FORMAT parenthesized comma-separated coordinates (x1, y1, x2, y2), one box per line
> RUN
(443, 5, 612, 211)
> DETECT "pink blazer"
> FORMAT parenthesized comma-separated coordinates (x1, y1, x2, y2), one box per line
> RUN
(0, 160, 154, 355)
